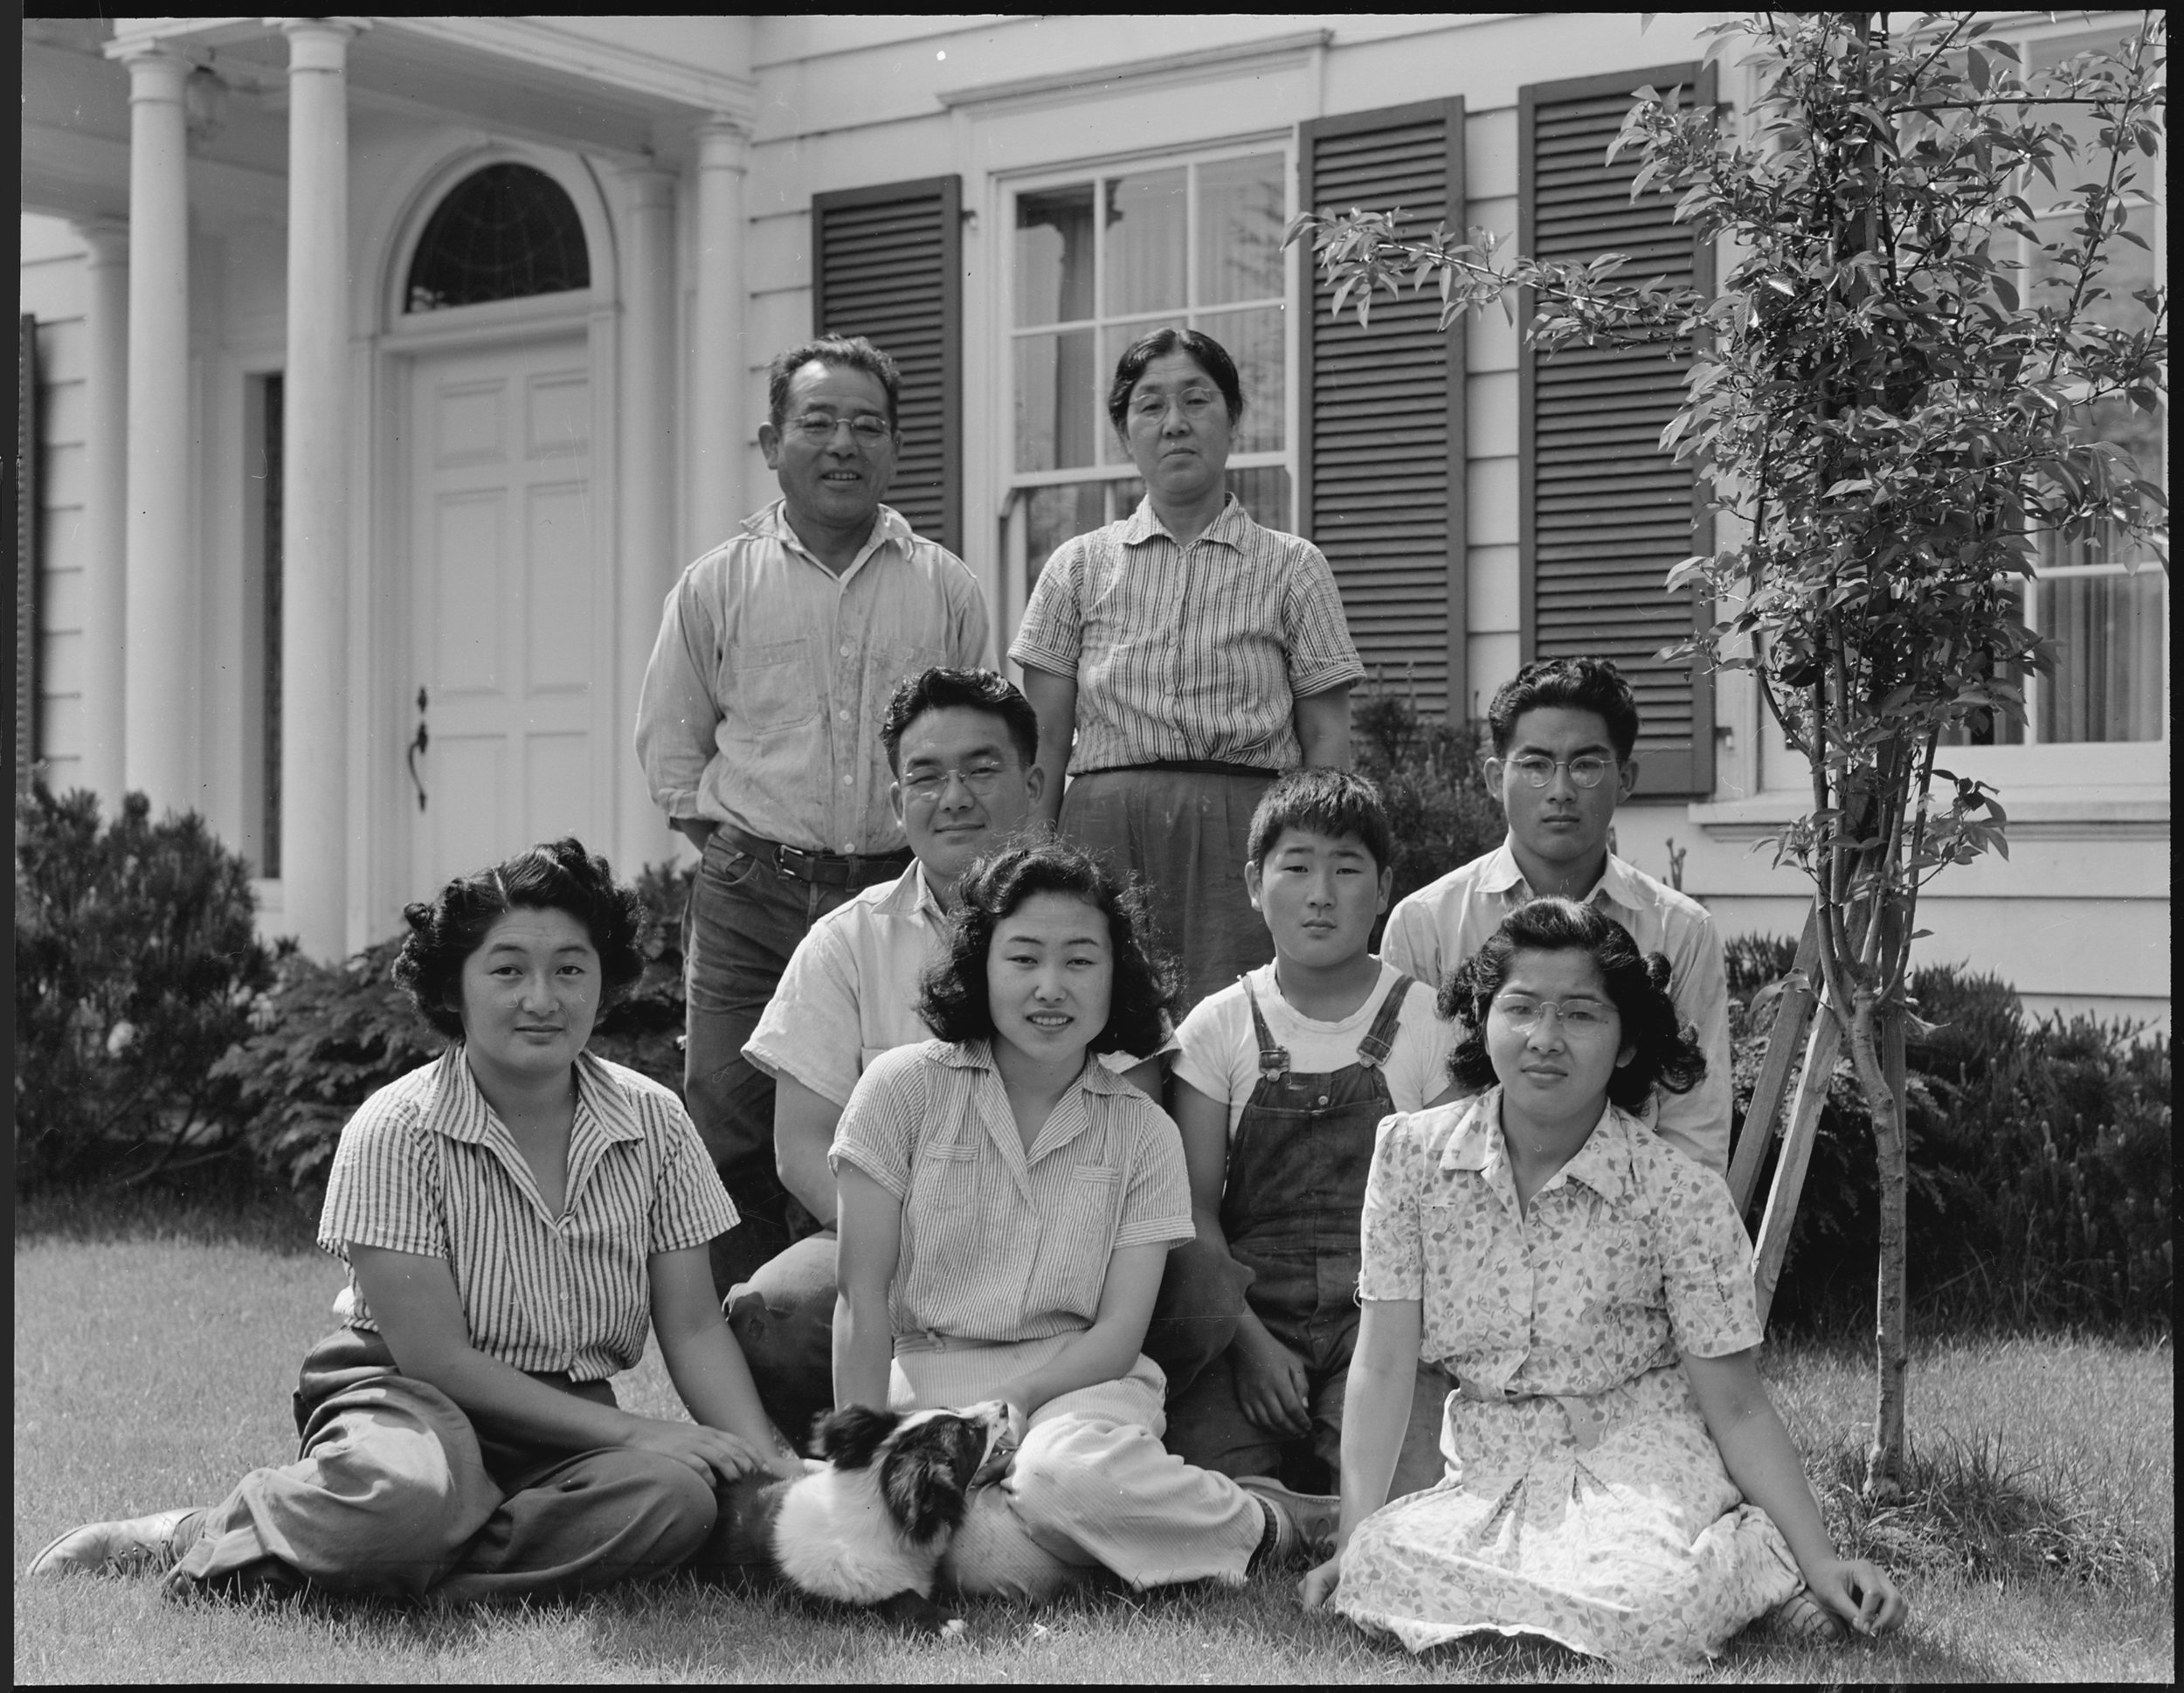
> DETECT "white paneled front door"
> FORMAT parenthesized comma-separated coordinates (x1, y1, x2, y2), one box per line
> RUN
(406, 336, 601, 897)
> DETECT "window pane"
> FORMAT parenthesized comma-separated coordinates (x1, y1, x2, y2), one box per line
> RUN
(1197, 153, 1285, 306)
(1025, 482, 1107, 598)
(1015, 184, 1095, 328)
(1104, 169, 1186, 315)
(1014, 330, 1098, 472)
(2035, 569, 2167, 743)
(1228, 465, 1292, 532)
(1199, 305, 1285, 453)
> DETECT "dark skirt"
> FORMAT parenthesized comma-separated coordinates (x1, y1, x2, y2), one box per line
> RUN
(1059, 766, 1275, 1010)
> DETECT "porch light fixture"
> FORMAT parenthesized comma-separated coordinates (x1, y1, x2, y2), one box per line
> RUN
(184, 65, 230, 147)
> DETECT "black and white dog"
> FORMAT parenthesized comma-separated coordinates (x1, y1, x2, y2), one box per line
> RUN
(751, 1399, 1013, 1634)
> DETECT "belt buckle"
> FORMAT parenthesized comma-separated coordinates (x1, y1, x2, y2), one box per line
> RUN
(771, 841, 809, 881)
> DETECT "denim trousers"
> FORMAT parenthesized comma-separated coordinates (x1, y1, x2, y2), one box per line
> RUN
(682, 833, 869, 1298)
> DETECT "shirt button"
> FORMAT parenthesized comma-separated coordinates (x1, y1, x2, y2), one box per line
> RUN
(838, 709, 850, 722)
(843, 842, 854, 852)
(1317, 1095, 1330, 1107)
(842, 774, 854, 786)
(840, 643, 853, 657)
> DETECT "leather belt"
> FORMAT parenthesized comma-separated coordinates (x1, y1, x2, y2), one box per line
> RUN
(1089, 759, 1278, 780)
(716, 826, 909, 888)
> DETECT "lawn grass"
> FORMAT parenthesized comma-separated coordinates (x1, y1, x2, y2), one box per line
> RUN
(14, 1199, 2174, 1683)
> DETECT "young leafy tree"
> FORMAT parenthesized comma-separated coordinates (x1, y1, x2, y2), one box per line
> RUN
(1292, 11, 2167, 1498)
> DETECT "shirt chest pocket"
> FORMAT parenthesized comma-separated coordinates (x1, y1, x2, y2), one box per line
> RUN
(1023, 1161, 1123, 1312)
(729, 637, 819, 735)
(905, 1138, 983, 1237)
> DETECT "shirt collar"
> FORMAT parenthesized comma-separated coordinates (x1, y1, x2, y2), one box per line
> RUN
(1118, 492, 1248, 550)
(1438, 1087, 1635, 1205)
(934, 1038, 1134, 1096)
(744, 497, 909, 570)
(1483, 837, 1653, 916)
(416, 1048, 643, 1146)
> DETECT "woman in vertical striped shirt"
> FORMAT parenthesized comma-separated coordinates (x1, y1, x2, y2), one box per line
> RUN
(831, 840, 1337, 1599)
(1010, 327, 1367, 1007)
(30, 839, 799, 1601)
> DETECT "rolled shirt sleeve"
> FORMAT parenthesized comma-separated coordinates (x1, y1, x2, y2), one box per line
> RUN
(1652, 1153, 1765, 1358)
(633, 566, 726, 824)
(744, 919, 867, 1108)
(828, 1045, 928, 1203)
(1357, 1112, 1427, 1303)
(647, 1098, 741, 1254)
(318, 1095, 448, 1262)
(1109, 1101, 1194, 1250)
(1280, 538, 1369, 699)
(1007, 538, 1087, 680)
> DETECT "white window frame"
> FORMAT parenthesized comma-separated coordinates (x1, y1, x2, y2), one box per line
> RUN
(998, 137, 1300, 614)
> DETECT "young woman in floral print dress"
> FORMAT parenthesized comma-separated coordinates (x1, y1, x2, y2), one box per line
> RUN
(1299, 898, 1905, 1662)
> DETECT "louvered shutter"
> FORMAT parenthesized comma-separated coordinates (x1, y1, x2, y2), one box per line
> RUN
(16, 314, 38, 794)
(1300, 100, 1467, 721)
(811, 176, 963, 555)
(1520, 65, 1716, 795)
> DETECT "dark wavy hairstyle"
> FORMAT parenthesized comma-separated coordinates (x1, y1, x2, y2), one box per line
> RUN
(765, 334, 902, 431)
(1105, 325, 1246, 436)
(916, 840, 1178, 1059)
(879, 667, 1040, 775)
(393, 837, 648, 1041)
(1487, 656, 1641, 763)
(1437, 897, 1706, 1111)
(1247, 767, 1393, 875)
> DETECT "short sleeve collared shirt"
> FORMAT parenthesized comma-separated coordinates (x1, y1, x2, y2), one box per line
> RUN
(1008, 494, 1365, 772)
(1379, 840, 1734, 1174)
(743, 863, 950, 1108)
(317, 1050, 736, 1381)
(829, 1040, 1193, 1344)
(635, 500, 991, 854)
(1358, 1090, 1760, 1399)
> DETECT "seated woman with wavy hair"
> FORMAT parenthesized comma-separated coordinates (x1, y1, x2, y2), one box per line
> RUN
(830, 838, 1339, 1600)
(31, 839, 798, 1601)
(1300, 897, 1907, 1662)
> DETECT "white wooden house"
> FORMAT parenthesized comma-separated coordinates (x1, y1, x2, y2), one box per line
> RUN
(18, 14, 2167, 1026)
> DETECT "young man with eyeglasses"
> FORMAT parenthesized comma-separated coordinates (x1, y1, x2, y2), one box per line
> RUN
(637, 339, 988, 1301)
(1379, 658, 1733, 1173)
(728, 667, 1246, 1448)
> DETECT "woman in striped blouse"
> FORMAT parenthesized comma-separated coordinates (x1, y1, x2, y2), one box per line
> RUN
(1010, 327, 1368, 1008)
(831, 840, 1336, 1599)
(30, 839, 799, 1601)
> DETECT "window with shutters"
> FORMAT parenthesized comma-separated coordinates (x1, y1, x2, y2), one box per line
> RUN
(1521, 65, 1715, 797)
(1003, 146, 1293, 597)
(1299, 100, 1466, 721)
(813, 177, 964, 555)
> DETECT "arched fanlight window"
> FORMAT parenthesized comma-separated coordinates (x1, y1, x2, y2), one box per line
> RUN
(404, 163, 590, 314)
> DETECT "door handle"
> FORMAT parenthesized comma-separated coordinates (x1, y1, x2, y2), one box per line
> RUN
(405, 686, 429, 812)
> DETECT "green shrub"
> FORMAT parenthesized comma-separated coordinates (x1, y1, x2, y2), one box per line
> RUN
(219, 860, 694, 1206)
(13, 785, 279, 1191)
(1351, 686, 1503, 923)
(1726, 944, 2173, 1332)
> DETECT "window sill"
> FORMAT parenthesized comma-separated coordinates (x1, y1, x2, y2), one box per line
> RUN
(1690, 789, 2171, 837)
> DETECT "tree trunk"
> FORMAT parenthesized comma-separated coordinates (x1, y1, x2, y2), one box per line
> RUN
(1849, 984, 1911, 1502)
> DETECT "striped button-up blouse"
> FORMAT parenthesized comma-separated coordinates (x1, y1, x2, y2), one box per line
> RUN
(1008, 494, 1365, 773)
(830, 1040, 1194, 1345)
(317, 1049, 737, 1381)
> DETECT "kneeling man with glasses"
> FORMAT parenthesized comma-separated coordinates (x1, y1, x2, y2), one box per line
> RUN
(1379, 657, 1733, 1176)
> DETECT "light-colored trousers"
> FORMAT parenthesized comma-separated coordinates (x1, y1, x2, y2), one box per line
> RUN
(890, 1334, 1265, 1601)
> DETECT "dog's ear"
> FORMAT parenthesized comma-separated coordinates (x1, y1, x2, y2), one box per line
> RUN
(812, 1403, 898, 1470)
(879, 1419, 977, 1544)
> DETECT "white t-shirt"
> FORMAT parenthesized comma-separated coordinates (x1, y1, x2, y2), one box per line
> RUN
(1172, 962, 1456, 1142)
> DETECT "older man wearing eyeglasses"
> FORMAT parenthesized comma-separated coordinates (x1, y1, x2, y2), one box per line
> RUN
(1379, 656, 1734, 1175)
(637, 337, 988, 1301)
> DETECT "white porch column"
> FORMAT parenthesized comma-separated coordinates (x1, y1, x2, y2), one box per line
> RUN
(616, 165, 679, 872)
(690, 117, 750, 550)
(73, 218, 130, 811)
(115, 46, 195, 813)
(279, 18, 360, 958)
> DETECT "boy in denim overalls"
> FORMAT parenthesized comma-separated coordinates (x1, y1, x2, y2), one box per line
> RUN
(1165, 770, 1452, 1495)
